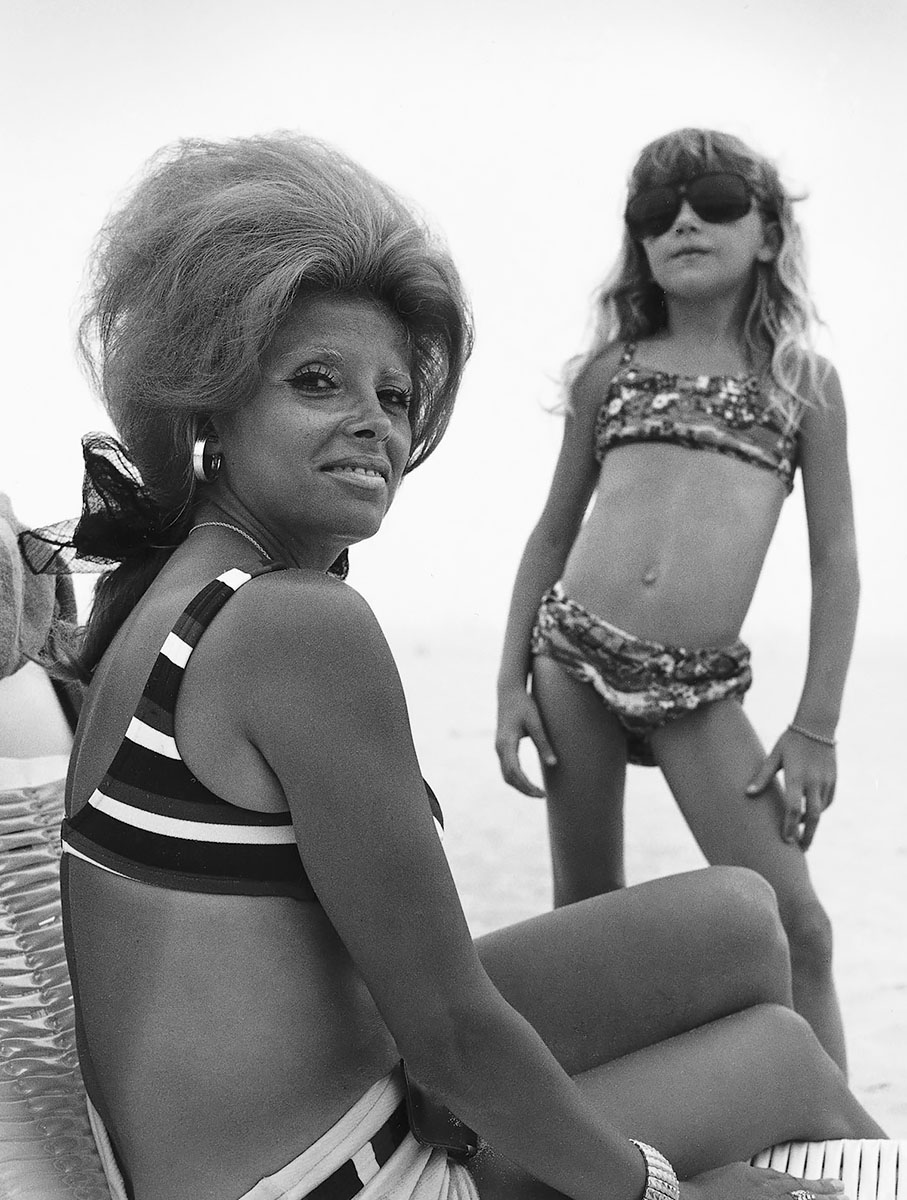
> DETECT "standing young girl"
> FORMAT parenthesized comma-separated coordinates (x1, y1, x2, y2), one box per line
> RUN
(496, 128, 857, 1072)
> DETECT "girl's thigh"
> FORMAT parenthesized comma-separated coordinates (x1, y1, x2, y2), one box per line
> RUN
(475, 865, 791, 1076)
(531, 656, 628, 893)
(531, 656, 628, 792)
(648, 700, 823, 921)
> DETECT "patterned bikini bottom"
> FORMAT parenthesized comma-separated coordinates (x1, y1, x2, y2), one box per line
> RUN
(531, 583, 752, 766)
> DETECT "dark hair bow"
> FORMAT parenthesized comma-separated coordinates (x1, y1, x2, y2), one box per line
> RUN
(19, 433, 186, 574)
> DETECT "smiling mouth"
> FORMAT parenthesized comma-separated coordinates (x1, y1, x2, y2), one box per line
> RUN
(323, 464, 389, 486)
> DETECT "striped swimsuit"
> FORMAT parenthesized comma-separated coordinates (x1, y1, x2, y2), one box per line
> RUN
(62, 566, 464, 1199)
(62, 565, 444, 900)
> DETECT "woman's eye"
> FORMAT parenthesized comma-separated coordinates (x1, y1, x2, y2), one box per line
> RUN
(288, 366, 336, 392)
(379, 386, 413, 412)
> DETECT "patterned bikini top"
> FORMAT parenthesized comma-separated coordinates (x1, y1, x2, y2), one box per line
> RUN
(62, 565, 444, 901)
(593, 343, 802, 492)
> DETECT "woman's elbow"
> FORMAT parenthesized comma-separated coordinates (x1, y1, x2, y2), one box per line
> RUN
(394, 992, 506, 1094)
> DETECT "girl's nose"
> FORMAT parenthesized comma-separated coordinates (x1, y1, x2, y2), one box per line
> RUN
(672, 198, 701, 231)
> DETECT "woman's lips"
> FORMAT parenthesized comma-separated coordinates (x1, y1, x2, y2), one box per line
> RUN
(323, 463, 389, 489)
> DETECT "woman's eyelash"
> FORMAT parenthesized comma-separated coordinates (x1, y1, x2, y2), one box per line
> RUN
(380, 386, 413, 410)
(286, 367, 412, 409)
(288, 365, 336, 390)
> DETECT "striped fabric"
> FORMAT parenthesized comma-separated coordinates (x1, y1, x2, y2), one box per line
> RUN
(63, 566, 446, 901)
(306, 1100, 409, 1200)
(86, 1075, 414, 1200)
(751, 1140, 907, 1200)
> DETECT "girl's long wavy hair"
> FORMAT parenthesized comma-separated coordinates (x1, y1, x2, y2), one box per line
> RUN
(570, 128, 822, 418)
(74, 133, 473, 676)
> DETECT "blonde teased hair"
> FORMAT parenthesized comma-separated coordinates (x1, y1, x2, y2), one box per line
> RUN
(571, 128, 824, 419)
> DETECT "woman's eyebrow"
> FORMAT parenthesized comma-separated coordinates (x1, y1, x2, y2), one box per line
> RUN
(269, 342, 412, 377)
(268, 345, 345, 374)
(289, 345, 345, 365)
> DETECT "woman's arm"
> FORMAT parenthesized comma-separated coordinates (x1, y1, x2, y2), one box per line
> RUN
(496, 351, 618, 794)
(241, 572, 647, 1200)
(237, 575, 853, 1200)
(747, 362, 859, 847)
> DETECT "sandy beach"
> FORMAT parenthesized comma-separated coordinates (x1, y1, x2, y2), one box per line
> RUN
(385, 618, 907, 1134)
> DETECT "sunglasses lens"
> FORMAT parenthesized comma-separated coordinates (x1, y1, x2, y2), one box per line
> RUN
(625, 187, 679, 239)
(686, 173, 751, 224)
(625, 173, 753, 239)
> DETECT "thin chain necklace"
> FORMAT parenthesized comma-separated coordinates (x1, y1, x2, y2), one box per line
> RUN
(188, 521, 270, 560)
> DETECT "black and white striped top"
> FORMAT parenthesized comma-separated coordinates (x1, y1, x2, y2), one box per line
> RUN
(62, 566, 444, 901)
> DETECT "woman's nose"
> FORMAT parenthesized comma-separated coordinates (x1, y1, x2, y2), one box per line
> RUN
(349, 391, 392, 441)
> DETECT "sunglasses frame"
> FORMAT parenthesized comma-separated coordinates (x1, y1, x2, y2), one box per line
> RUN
(624, 172, 755, 241)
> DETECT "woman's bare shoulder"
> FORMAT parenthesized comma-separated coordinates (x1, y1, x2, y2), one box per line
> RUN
(219, 568, 394, 691)
(247, 567, 379, 637)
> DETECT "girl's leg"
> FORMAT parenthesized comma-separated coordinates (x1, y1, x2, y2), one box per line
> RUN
(468, 1005, 884, 1200)
(531, 656, 629, 906)
(649, 699, 847, 1071)
(476, 865, 793, 1072)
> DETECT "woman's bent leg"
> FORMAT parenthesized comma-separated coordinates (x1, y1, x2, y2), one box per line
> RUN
(531, 656, 629, 906)
(650, 700, 847, 1071)
(571, 1005, 883, 1172)
(477, 865, 792, 1073)
(467, 1005, 884, 1200)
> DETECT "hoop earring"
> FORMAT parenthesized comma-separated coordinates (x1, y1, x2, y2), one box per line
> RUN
(192, 431, 222, 483)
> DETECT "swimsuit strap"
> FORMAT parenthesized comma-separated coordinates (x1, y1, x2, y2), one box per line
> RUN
(140, 563, 285, 725)
(619, 342, 637, 366)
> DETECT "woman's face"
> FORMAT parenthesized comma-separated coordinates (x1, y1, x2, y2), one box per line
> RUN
(213, 294, 413, 566)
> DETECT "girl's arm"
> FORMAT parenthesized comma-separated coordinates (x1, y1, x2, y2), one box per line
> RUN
(496, 350, 619, 795)
(747, 362, 859, 848)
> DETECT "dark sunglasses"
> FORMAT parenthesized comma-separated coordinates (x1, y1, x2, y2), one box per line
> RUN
(624, 172, 753, 240)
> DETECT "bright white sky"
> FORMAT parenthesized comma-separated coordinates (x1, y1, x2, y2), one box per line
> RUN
(2, 0, 905, 652)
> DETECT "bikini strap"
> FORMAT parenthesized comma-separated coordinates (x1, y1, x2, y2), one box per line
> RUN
(619, 342, 637, 366)
(136, 563, 285, 728)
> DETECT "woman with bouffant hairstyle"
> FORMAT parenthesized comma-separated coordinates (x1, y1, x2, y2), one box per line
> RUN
(25, 133, 883, 1200)
(70, 133, 469, 674)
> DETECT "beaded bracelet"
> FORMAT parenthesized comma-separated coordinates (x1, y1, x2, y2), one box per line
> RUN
(630, 1139, 680, 1200)
(788, 722, 837, 748)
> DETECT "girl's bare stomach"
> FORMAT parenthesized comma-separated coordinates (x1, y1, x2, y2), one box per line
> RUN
(67, 861, 397, 1200)
(561, 445, 787, 648)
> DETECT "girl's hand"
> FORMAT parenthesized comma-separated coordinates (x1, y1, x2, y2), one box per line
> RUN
(683, 1164, 846, 1200)
(495, 687, 557, 797)
(746, 727, 836, 850)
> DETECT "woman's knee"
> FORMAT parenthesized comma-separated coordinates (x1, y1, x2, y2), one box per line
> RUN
(706, 867, 792, 999)
(736, 1003, 859, 1140)
(743, 1003, 836, 1082)
(749, 1003, 847, 1091)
